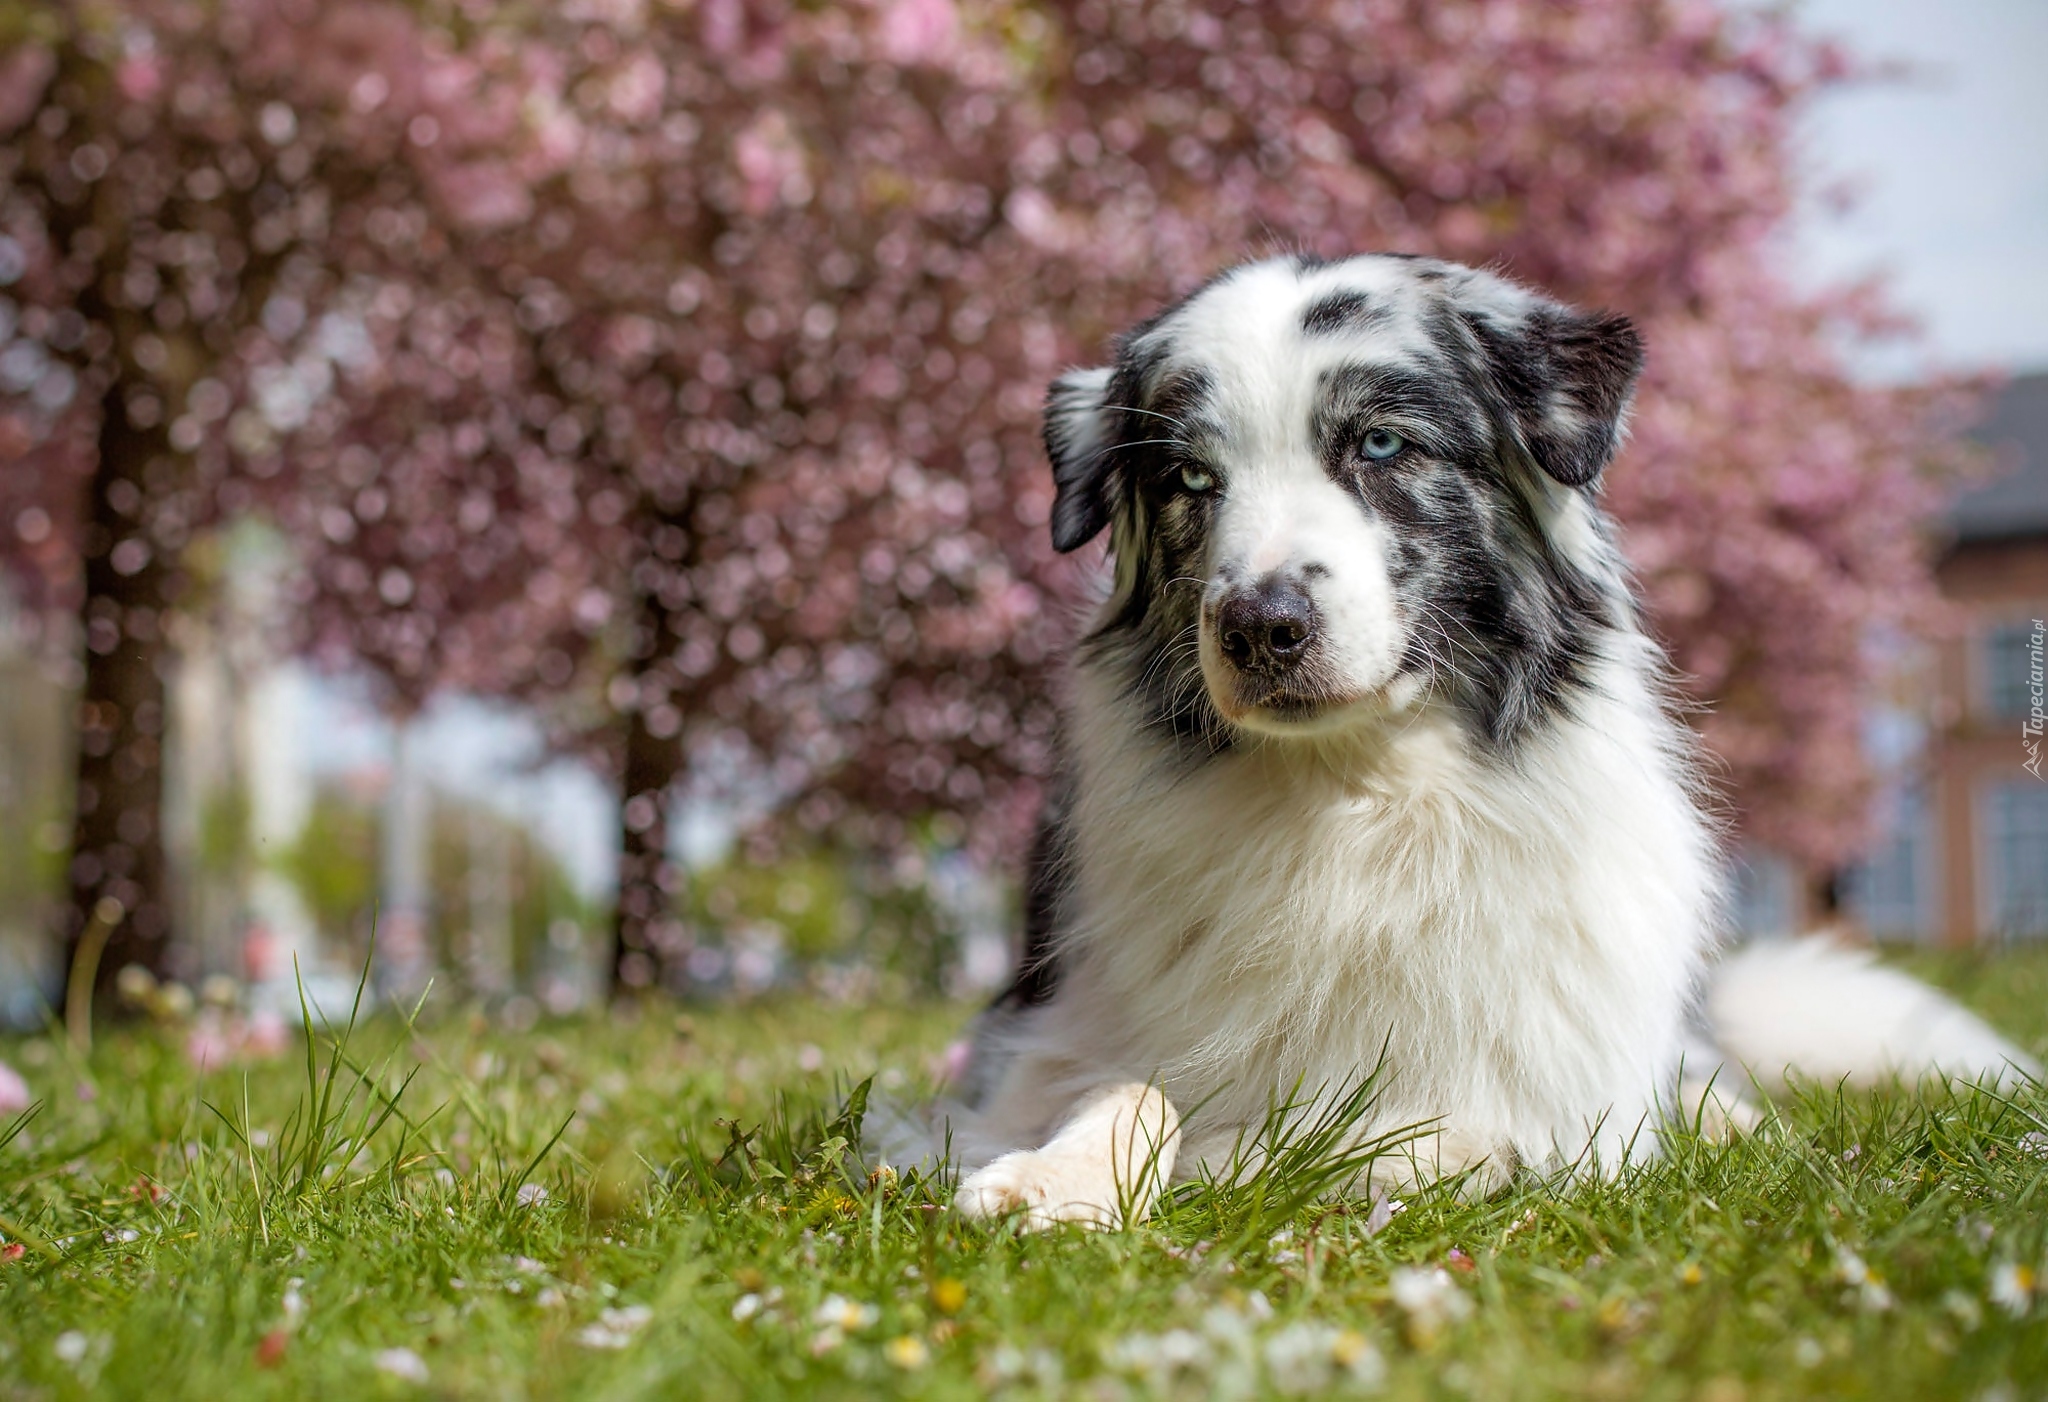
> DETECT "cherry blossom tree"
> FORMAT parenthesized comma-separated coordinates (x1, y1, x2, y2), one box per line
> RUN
(0, 3, 342, 992)
(252, 0, 1072, 990)
(0, 0, 556, 994)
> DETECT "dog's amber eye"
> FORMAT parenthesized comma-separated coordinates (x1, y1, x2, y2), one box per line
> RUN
(1361, 428, 1405, 461)
(1179, 463, 1216, 493)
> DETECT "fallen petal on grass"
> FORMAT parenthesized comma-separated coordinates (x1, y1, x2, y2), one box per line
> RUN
(373, 1347, 430, 1383)
(576, 1304, 654, 1350)
(254, 1328, 290, 1369)
(0, 1060, 30, 1115)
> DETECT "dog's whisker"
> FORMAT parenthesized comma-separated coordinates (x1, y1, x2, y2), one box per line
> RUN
(1104, 403, 1196, 433)
(1073, 437, 1193, 471)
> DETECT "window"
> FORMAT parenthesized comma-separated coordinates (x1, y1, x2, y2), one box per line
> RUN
(1843, 784, 1936, 941)
(1727, 848, 1798, 941)
(1982, 780, 2048, 939)
(1982, 618, 2046, 721)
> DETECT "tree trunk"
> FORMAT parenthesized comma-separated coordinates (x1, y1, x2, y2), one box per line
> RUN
(610, 573, 688, 995)
(63, 381, 182, 1001)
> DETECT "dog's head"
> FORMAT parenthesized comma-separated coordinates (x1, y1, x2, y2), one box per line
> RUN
(1048, 254, 1642, 752)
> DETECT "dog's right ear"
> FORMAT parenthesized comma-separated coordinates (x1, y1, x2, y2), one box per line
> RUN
(1045, 366, 1116, 553)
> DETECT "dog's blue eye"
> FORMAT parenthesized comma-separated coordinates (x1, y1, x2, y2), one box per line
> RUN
(1361, 428, 1405, 461)
(1180, 463, 1216, 493)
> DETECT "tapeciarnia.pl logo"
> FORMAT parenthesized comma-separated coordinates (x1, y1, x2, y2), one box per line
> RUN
(2025, 618, 2046, 780)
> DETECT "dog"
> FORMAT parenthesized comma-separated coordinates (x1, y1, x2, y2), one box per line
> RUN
(907, 253, 2038, 1229)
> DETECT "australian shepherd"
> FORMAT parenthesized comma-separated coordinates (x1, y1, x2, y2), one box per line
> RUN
(909, 253, 2036, 1228)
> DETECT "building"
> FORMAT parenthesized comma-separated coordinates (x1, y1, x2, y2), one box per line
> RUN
(1847, 372, 2048, 944)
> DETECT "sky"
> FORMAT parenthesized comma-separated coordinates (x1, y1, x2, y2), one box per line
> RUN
(1787, 0, 2048, 375)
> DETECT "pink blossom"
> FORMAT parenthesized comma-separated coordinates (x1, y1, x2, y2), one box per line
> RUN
(114, 55, 163, 103)
(185, 1018, 238, 1074)
(879, 0, 959, 65)
(932, 1039, 972, 1087)
(0, 1061, 31, 1117)
(185, 1012, 292, 1071)
(0, 44, 55, 135)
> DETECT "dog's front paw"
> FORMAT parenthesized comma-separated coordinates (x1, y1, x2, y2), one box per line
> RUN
(955, 1150, 1122, 1230)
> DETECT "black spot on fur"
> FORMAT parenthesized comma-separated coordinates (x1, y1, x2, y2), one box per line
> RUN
(1301, 290, 1387, 337)
(1312, 363, 1488, 465)
(1457, 307, 1643, 486)
(1309, 359, 1615, 749)
(994, 792, 1074, 1011)
(1046, 371, 1115, 553)
(1062, 337, 1233, 754)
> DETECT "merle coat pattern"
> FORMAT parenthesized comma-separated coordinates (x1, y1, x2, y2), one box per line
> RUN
(920, 254, 2035, 1229)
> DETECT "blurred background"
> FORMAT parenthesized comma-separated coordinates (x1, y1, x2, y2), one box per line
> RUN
(1, 0, 2043, 1033)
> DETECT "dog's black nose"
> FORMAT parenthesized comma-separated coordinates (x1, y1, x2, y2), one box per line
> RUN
(1216, 575, 1317, 673)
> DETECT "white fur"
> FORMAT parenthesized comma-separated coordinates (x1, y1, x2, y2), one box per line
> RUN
(947, 632, 1718, 1209)
(1705, 935, 2040, 1096)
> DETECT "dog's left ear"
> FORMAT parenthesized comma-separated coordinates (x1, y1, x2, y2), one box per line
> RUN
(1470, 303, 1644, 488)
(1044, 365, 1117, 553)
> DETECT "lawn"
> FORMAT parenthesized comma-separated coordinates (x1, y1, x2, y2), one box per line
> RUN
(2, 948, 2046, 1400)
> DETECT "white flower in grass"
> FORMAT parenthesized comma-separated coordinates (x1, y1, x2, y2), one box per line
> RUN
(576, 1304, 654, 1350)
(883, 1336, 929, 1370)
(1201, 1305, 1256, 1353)
(1389, 1265, 1472, 1344)
(1262, 1321, 1385, 1395)
(515, 1183, 549, 1207)
(1833, 1250, 1893, 1311)
(1103, 1327, 1212, 1389)
(2017, 1131, 2048, 1159)
(373, 1347, 429, 1383)
(812, 1294, 880, 1331)
(1942, 1289, 1983, 1330)
(1261, 1323, 1335, 1394)
(1331, 1328, 1386, 1389)
(732, 1292, 764, 1322)
(1989, 1263, 2035, 1317)
(980, 1344, 1064, 1390)
(53, 1332, 89, 1365)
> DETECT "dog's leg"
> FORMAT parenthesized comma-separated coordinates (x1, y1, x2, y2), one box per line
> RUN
(955, 1082, 1180, 1230)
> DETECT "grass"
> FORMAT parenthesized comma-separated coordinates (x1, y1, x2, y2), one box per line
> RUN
(0, 949, 2045, 1399)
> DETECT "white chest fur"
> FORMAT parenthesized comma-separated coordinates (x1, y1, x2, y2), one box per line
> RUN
(1036, 635, 1721, 1177)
